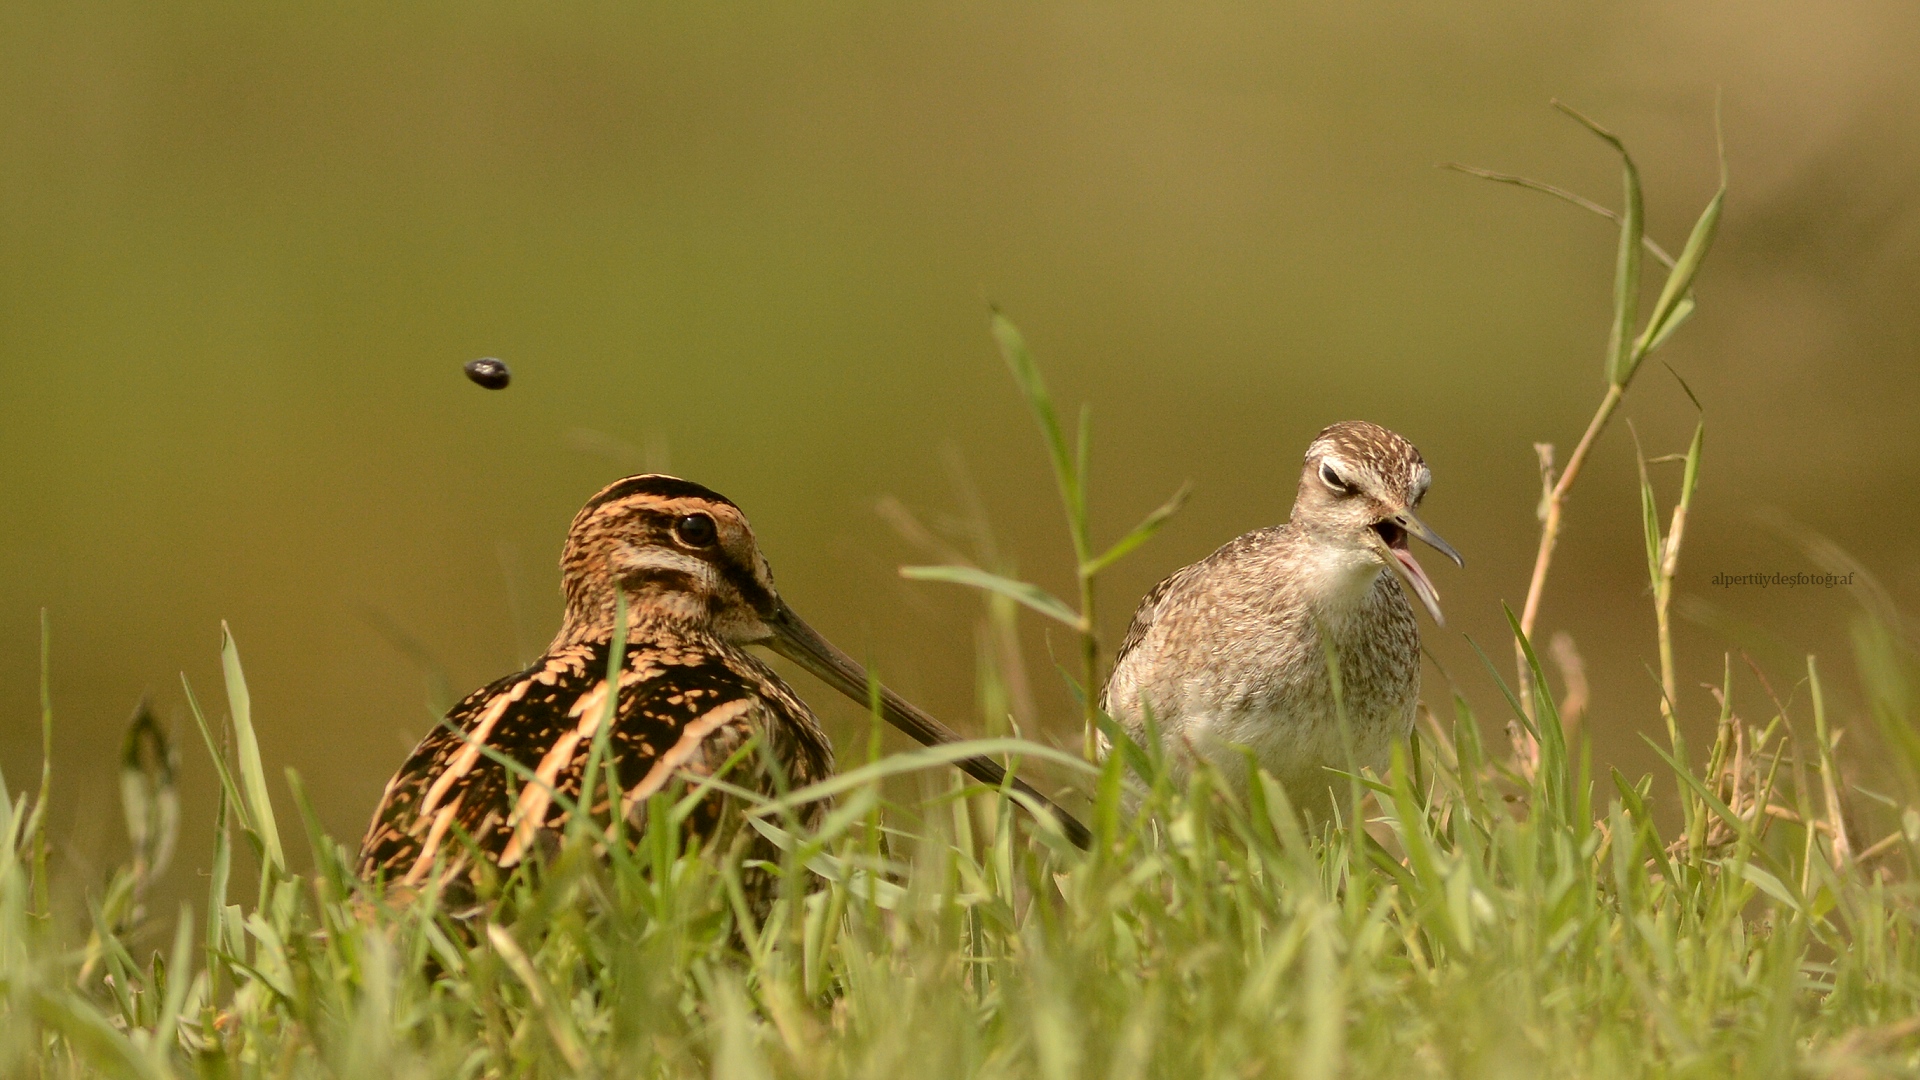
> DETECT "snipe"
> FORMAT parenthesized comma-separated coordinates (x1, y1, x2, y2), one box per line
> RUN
(358, 474, 1087, 900)
(1100, 422, 1462, 814)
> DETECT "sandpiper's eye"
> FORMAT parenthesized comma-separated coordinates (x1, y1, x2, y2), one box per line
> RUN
(1319, 461, 1353, 495)
(672, 513, 717, 548)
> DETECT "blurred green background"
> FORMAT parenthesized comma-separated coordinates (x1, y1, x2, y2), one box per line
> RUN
(4, 2, 1917, 887)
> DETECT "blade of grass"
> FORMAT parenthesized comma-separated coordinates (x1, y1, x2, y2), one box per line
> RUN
(1082, 483, 1193, 577)
(1632, 169, 1725, 362)
(1551, 101, 1643, 386)
(486, 924, 589, 1072)
(30, 991, 171, 1080)
(748, 738, 1099, 820)
(900, 565, 1084, 629)
(991, 308, 1082, 546)
(220, 624, 284, 872)
(1439, 162, 1677, 268)
(149, 902, 195, 1067)
(30, 610, 54, 915)
(1808, 658, 1851, 866)
(572, 591, 628, 845)
(1631, 422, 1663, 597)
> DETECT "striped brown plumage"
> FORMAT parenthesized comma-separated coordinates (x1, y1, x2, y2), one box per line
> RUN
(357, 476, 833, 898)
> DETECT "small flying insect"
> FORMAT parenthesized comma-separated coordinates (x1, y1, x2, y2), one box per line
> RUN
(464, 358, 512, 389)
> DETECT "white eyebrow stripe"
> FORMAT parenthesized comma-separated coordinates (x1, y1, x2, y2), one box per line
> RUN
(618, 544, 716, 581)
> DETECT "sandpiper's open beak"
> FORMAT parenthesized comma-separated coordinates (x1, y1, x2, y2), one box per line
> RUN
(761, 602, 1093, 848)
(1370, 510, 1463, 627)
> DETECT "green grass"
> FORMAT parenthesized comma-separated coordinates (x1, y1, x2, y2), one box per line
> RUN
(7, 112, 1920, 1079)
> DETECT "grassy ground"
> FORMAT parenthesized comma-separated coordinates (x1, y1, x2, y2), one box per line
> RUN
(6, 116, 1920, 1079)
(7, 600, 1920, 1078)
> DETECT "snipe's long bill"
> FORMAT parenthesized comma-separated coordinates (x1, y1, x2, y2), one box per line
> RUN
(760, 593, 1091, 848)
(357, 474, 1086, 897)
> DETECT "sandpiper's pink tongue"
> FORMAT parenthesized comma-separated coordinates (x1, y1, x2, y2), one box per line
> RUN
(1391, 545, 1445, 626)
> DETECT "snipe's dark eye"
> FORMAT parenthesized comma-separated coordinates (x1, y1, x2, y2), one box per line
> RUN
(1319, 461, 1353, 495)
(672, 513, 717, 548)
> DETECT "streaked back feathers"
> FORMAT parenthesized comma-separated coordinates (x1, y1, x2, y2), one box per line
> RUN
(357, 474, 831, 902)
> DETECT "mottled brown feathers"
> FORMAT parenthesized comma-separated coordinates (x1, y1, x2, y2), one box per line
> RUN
(356, 475, 832, 901)
(357, 636, 831, 891)
(1101, 423, 1448, 815)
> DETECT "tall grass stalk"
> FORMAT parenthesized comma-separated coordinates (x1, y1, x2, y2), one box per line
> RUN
(902, 310, 1189, 760)
(1450, 102, 1726, 756)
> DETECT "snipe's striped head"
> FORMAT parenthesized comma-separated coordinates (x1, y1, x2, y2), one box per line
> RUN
(556, 475, 784, 646)
(1291, 421, 1463, 624)
(553, 474, 1090, 846)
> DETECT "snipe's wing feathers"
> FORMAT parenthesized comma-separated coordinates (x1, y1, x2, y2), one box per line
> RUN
(356, 641, 821, 887)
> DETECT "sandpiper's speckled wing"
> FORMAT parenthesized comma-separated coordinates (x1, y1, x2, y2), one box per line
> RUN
(1103, 560, 1208, 698)
(357, 639, 829, 889)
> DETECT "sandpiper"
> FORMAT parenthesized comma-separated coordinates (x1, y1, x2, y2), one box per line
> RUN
(358, 474, 1087, 901)
(1100, 421, 1461, 815)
